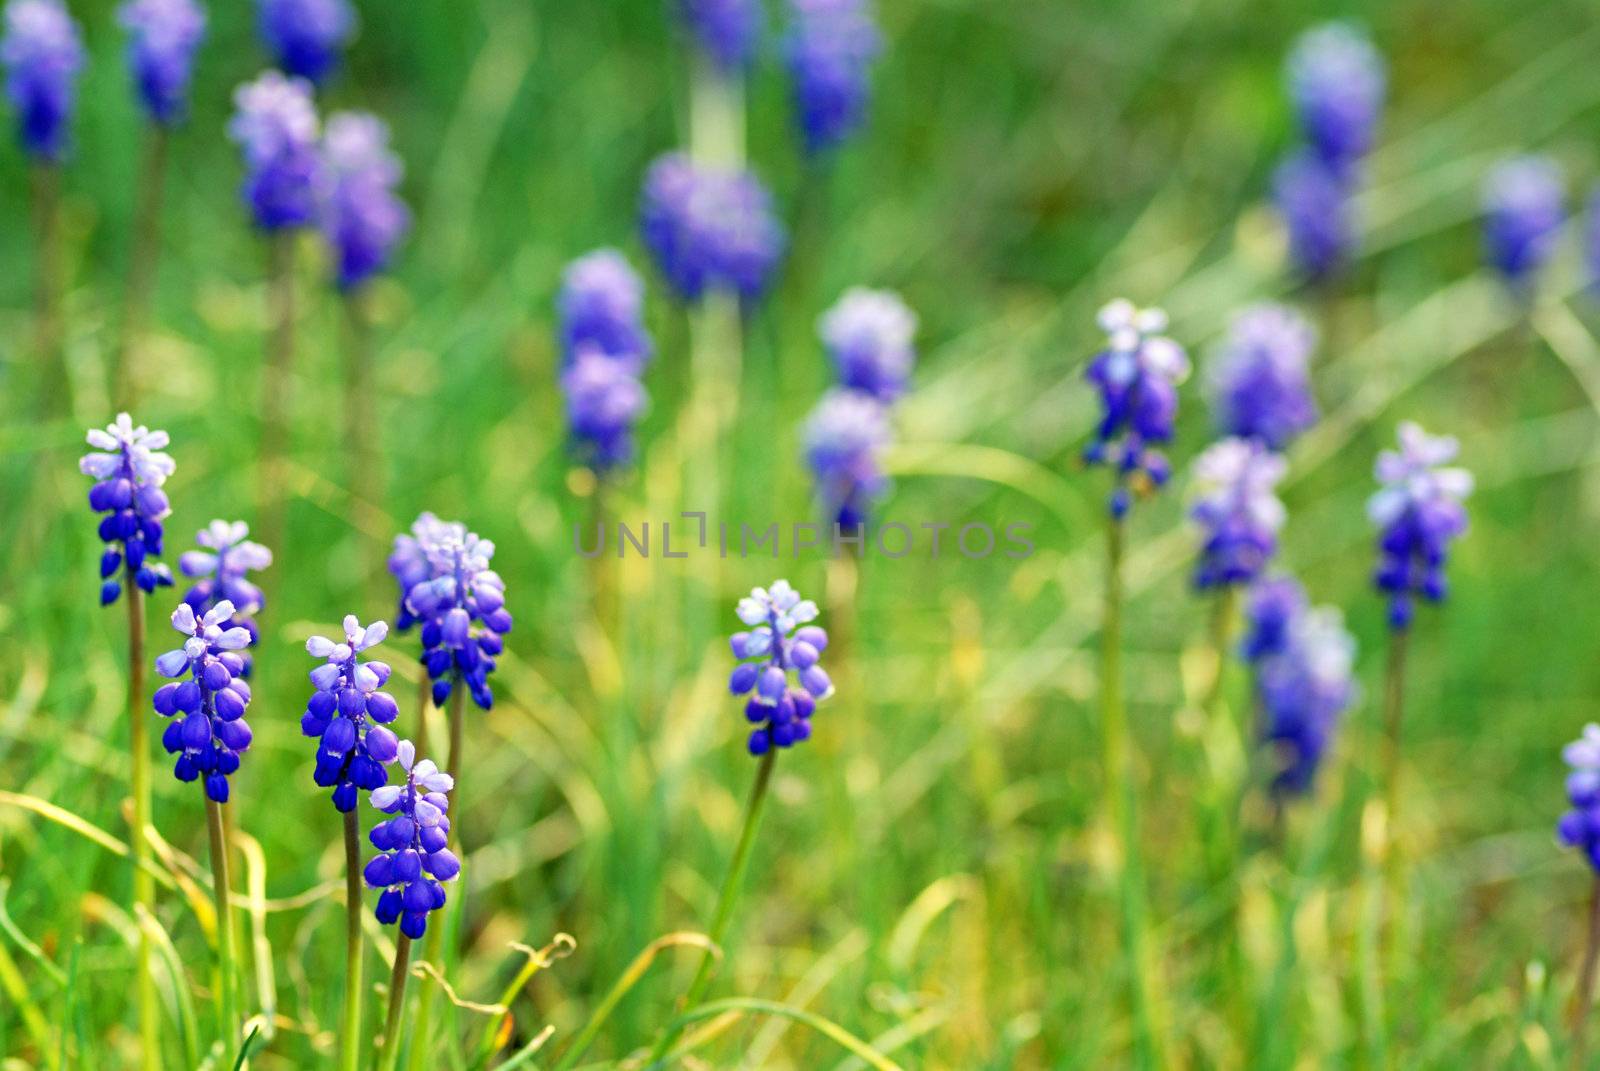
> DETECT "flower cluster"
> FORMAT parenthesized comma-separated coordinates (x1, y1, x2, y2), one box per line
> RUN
(783, 0, 882, 154)
(1558, 725, 1600, 872)
(388, 512, 465, 630)
(398, 526, 512, 710)
(1205, 304, 1318, 450)
(1482, 155, 1564, 292)
(677, 0, 761, 72)
(152, 602, 255, 803)
(117, 0, 206, 126)
(80, 413, 176, 605)
(639, 152, 787, 302)
(727, 581, 832, 756)
(1083, 298, 1190, 517)
(258, 0, 354, 86)
(1189, 438, 1288, 590)
(1273, 149, 1353, 282)
(803, 389, 891, 529)
(228, 69, 322, 231)
(1, 0, 83, 161)
(558, 250, 654, 474)
(1368, 422, 1472, 630)
(820, 287, 916, 403)
(365, 741, 459, 939)
(180, 521, 272, 675)
(302, 616, 401, 812)
(320, 111, 411, 290)
(1245, 581, 1357, 796)
(562, 352, 649, 474)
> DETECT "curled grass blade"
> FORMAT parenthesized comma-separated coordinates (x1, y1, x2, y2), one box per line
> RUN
(664, 998, 907, 1071)
(472, 934, 577, 1068)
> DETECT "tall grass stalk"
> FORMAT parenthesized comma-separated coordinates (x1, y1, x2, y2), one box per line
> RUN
(645, 748, 777, 1068)
(340, 808, 364, 1071)
(375, 935, 413, 1071)
(125, 581, 160, 1070)
(114, 127, 171, 407)
(205, 797, 240, 1068)
(1198, 586, 1249, 1044)
(259, 231, 297, 567)
(31, 163, 67, 413)
(1380, 628, 1409, 945)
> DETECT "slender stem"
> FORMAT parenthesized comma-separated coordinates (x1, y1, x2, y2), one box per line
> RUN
(414, 675, 432, 765)
(114, 126, 170, 408)
(588, 481, 616, 638)
(126, 581, 160, 1070)
(1573, 878, 1600, 1069)
(205, 797, 240, 1068)
(375, 935, 413, 1071)
(645, 750, 777, 1068)
(31, 163, 67, 414)
(341, 288, 382, 592)
(340, 809, 365, 1071)
(1380, 629, 1410, 858)
(258, 230, 297, 573)
(1372, 627, 1410, 1058)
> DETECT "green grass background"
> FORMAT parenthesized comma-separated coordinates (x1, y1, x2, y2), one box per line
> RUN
(4, 0, 1600, 1066)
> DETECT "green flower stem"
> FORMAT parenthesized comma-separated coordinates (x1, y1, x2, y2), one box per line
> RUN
(258, 230, 297, 575)
(114, 125, 170, 407)
(126, 579, 161, 1071)
(375, 935, 413, 1071)
(645, 749, 777, 1069)
(341, 288, 382, 593)
(1571, 878, 1600, 1068)
(340, 808, 365, 1071)
(205, 796, 240, 1069)
(31, 162, 68, 415)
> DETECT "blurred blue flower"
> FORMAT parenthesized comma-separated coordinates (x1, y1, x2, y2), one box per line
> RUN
(320, 111, 410, 290)
(402, 529, 512, 710)
(677, 0, 761, 72)
(1273, 150, 1353, 282)
(1205, 304, 1318, 450)
(180, 520, 271, 676)
(784, 0, 881, 154)
(1368, 422, 1472, 630)
(1083, 298, 1190, 517)
(727, 580, 833, 756)
(258, 0, 352, 86)
(118, 0, 206, 126)
(302, 615, 402, 812)
(365, 740, 458, 939)
(1482, 155, 1564, 291)
(1, 0, 83, 160)
(820, 288, 916, 403)
(388, 512, 465, 632)
(1241, 574, 1307, 665)
(639, 152, 787, 302)
(803, 387, 890, 528)
(80, 413, 176, 605)
(559, 249, 654, 369)
(563, 349, 648, 475)
(228, 69, 322, 231)
(1286, 22, 1384, 170)
(1588, 186, 1600, 293)
(1257, 604, 1357, 795)
(1557, 725, 1600, 871)
(1189, 438, 1287, 590)
(152, 601, 255, 803)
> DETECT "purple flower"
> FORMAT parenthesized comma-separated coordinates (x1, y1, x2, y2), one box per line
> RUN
(1241, 574, 1307, 665)
(1286, 22, 1385, 170)
(1273, 150, 1353, 282)
(1368, 422, 1472, 630)
(727, 580, 832, 756)
(820, 287, 916, 403)
(80, 413, 176, 606)
(257, 0, 353, 86)
(1587, 185, 1600, 293)
(558, 249, 654, 369)
(639, 152, 787, 303)
(387, 512, 465, 631)
(228, 69, 322, 231)
(118, 0, 205, 126)
(1205, 304, 1318, 450)
(402, 529, 512, 710)
(1189, 438, 1287, 590)
(783, 0, 881, 154)
(301, 616, 401, 812)
(320, 111, 411, 290)
(563, 349, 648, 474)
(180, 521, 272, 677)
(152, 601, 255, 803)
(1558, 725, 1600, 872)
(365, 740, 458, 939)
(1, 0, 83, 160)
(803, 388, 890, 528)
(1083, 299, 1190, 517)
(1257, 603, 1357, 795)
(677, 0, 761, 72)
(1483, 155, 1564, 291)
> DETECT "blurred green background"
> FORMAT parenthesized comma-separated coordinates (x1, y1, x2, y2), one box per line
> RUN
(5, 0, 1600, 1066)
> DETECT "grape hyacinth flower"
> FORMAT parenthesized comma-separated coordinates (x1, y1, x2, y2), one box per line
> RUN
(1285, 22, 1385, 171)
(228, 69, 322, 231)
(258, 0, 353, 86)
(1368, 422, 1472, 630)
(783, 0, 882, 154)
(1189, 438, 1288, 591)
(320, 112, 410, 291)
(180, 520, 272, 675)
(1205, 304, 1319, 450)
(1083, 298, 1190, 518)
(152, 601, 255, 803)
(1559, 725, 1600, 871)
(820, 287, 917, 403)
(639, 151, 787, 302)
(1, 0, 83, 160)
(728, 581, 833, 756)
(387, 512, 465, 631)
(404, 530, 512, 710)
(803, 388, 890, 529)
(365, 740, 459, 939)
(1587, 186, 1600, 294)
(676, 0, 761, 72)
(302, 616, 401, 812)
(1482, 155, 1565, 292)
(563, 349, 648, 474)
(1256, 604, 1357, 795)
(118, 0, 206, 126)
(81, 413, 176, 605)
(1241, 574, 1307, 665)
(1273, 150, 1353, 283)
(558, 249, 654, 369)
